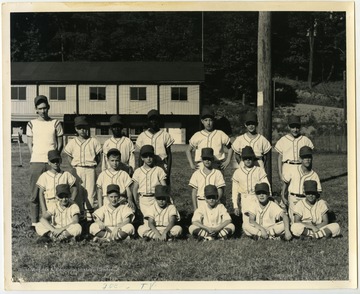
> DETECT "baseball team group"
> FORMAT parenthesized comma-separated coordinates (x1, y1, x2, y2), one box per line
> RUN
(25, 94, 341, 244)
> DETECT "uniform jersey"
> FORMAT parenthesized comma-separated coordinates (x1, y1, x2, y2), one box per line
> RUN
(192, 203, 231, 228)
(96, 170, 133, 197)
(47, 202, 80, 228)
(232, 133, 271, 158)
(26, 119, 63, 163)
(64, 137, 102, 167)
(189, 168, 225, 199)
(293, 199, 328, 225)
(103, 136, 135, 168)
(245, 200, 284, 228)
(36, 170, 76, 200)
(275, 134, 314, 163)
(283, 166, 322, 195)
(136, 130, 174, 160)
(232, 165, 270, 208)
(144, 203, 180, 226)
(93, 203, 134, 226)
(132, 166, 167, 195)
(189, 130, 231, 162)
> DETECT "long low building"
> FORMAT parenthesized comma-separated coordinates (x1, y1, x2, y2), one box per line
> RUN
(11, 61, 205, 144)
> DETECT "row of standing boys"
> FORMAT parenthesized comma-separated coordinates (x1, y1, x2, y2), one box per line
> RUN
(27, 95, 340, 243)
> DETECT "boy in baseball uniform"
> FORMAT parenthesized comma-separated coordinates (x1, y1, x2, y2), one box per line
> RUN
(136, 109, 174, 185)
(232, 112, 271, 169)
(291, 180, 340, 239)
(243, 183, 292, 241)
(27, 95, 64, 228)
(132, 145, 167, 217)
(232, 146, 271, 219)
(37, 150, 77, 215)
(35, 184, 82, 243)
(96, 148, 134, 210)
(186, 106, 233, 171)
(138, 185, 182, 241)
(64, 116, 102, 221)
(275, 115, 314, 182)
(189, 147, 225, 211)
(102, 115, 135, 176)
(281, 146, 322, 223)
(189, 185, 235, 241)
(90, 184, 135, 242)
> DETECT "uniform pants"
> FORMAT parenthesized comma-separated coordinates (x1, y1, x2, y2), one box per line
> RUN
(139, 196, 156, 216)
(29, 162, 49, 223)
(243, 221, 285, 237)
(288, 194, 305, 223)
(89, 223, 135, 237)
(73, 166, 96, 212)
(35, 223, 82, 237)
(240, 194, 258, 227)
(291, 222, 340, 237)
(138, 224, 183, 238)
(188, 223, 235, 236)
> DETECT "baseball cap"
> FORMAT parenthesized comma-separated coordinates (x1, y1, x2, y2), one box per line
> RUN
(56, 184, 71, 198)
(34, 95, 49, 107)
(107, 148, 121, 158)
(107, 184, 120, 195)
(288, 115, 301, 126)
(74, 116, 89, 127)
(109, 115, 123, 126)
(299, 146, 313, 158)
(48, 150, 61, 161)
(155, 185, 170, 198)
(241, 146, 256, 158)
(255, 182, 270, 194)
(201, 107, 215, 119)
(201, 147, 214, 159)
(147, 109, 160, 119)
(140, 145, 155, 156)
(244, 112, 258, 124)
(303, 180, 318, 194)
(204, 185, 218, 198)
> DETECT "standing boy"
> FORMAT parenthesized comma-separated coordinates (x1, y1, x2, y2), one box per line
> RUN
(189, 147, 225, 211)
(138, 185, 182, 241)
(102, 115, 135, 175)
(37, 150, 77, 214)
(35, 184, 82, 243)
(96, 148, 134, 209)
(136, 109, 174, 184)
(281, 146, 322, 223)
(90, 184, 135, 242)
(243, 183, 292, 240)
(291, 180, 340, 239)
(27, 95, 64, 228)
(232, 112, 271, 169)
(132, 145, 167, 217)
(189, 185, 235, 240)
(64, 116, 102, 220)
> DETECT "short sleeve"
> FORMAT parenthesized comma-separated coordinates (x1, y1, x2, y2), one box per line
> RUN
(168, 204, 181, 221)
(26, 121, 33, 137)
(102, 140, 110, 155)
(164, 132, 175, 148)
(70, 203, 80, 217)
(274, 137, 284, 154)
(318, 200, 329, 216)
(232, 169, 240, 184)
(63, 140, 74, 157)
(94, 139, 102, 154)
(36, 173, 46, 189)
(305, 137, 314, 149)
(215, 171, 226, 188)
(93, 207, 105, 221)
(65, 172, 76, 187)
(96, 172, 104, 187)
(221, 131, 231, 146)
(262, 137, 272, 154)
(132, 169, 140, 184)
(219, 204, 231, 221)
(47, 205, 56, 216)
(293, 201, 304, 218)
(189, 132, 199, 149)
(55, 120, 64, 137)
(189, 171, 198, 189)
(231, 137, 241, 154)
(158, 167, 167, 181)
(123, 172, 133, 188)
(191, 208, 204, 223)
(122, 205, 135, 222)
(135, 133, 144, 149)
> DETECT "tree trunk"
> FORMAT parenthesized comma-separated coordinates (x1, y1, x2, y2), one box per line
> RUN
(257, 12, 272, 185)
(308, 28, 314, 89)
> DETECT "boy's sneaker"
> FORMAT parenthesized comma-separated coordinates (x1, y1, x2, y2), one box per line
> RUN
(203, 236, 214, 241)
(36, 235, 51, 244)
(269, 235, 281, 240)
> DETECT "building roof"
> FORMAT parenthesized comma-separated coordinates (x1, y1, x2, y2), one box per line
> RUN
(11, 62, 205, 84)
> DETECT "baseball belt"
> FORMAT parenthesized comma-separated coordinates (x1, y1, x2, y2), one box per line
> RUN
(139, 193, 155, 197)
(197, 197, 206, 201)
(290, 193, 305, 198)
(284, 160, 302, 165)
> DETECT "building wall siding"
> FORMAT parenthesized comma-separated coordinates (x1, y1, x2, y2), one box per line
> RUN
(119, 85, 157, 115)
(79, 85, 117, 114)
(11, 85, 37, 115)
(159, 85, 200, 115)
(38, 85, 77, 115)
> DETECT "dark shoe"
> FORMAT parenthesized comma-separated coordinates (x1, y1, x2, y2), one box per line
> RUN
(36, 235, 51, 244)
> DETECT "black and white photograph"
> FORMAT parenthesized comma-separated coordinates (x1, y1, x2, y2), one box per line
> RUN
(3, 1, 356, 291)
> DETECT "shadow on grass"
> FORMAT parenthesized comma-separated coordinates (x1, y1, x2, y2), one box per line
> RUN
(320, 172, 348, 183)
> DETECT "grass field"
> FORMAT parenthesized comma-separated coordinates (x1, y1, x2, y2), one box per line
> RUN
(10, 144, 349, 282)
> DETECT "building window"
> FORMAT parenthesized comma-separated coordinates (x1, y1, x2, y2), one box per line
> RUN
(50, 87, 66, 100)
(130, 87, 146, 101)
(90, 87, 106, 100)
(171, 87, 188, 101)
(95, 127, 109, 135)
(11, 87, 26, 100)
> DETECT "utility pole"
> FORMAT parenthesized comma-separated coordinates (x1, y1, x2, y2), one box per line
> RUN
(257, 12, 272, 185)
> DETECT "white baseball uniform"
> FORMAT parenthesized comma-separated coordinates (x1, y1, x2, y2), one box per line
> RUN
(138, 203, 182, 238)
(132, 166, 167, 215)
(291, 199, 340, 237)
(243, 200, 286, 237)
(189, 168, 226, 209)
(102, 136, 135, 170)
(283, 166, 322, 222)
(96, 169, 133, 205)
(36, 170, 76, 211)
